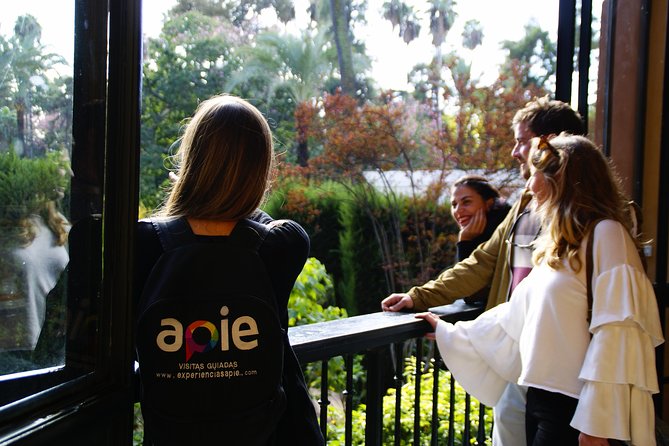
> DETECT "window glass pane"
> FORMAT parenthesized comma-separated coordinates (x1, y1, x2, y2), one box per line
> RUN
(0, 1, 90, 403)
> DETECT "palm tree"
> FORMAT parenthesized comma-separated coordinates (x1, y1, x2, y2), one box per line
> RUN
(0, 15, 65, 156)
(328, 0, 356, 95)
(228, 30, 335, 165)
(382, 0, 421, 43)
(426, 0, 456, 123)
(427, 0, 456, 47)
(462, 19, 483, 50)
(306, 0, 369, 97)
(229, 30, 334, 104)
(380, 0, 457, 121)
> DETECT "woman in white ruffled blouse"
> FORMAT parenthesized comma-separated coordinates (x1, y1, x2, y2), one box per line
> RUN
(417, 133, 663, 446)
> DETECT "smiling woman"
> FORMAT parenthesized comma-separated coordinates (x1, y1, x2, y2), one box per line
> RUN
(450, 175, 511, 262)
(448, 175, 511, 305)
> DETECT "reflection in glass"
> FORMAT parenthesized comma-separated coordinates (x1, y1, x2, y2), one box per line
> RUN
(0, 11, 73, 376)
(0, 153, 70, 374)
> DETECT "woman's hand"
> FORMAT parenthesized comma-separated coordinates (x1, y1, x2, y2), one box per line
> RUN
(459, 208, 487, 241)
(415, 312, 440, 340)
(578, 432, 612, 446)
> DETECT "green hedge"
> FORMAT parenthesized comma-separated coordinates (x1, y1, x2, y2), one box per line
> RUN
(264, 181, 459, 316)
(0, 150, 69, 230)
(264, 182, 347, 306)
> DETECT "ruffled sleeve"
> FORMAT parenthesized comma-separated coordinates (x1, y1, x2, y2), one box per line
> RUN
(434, 302, 522, 406)
(588, 264, 663, 343)
(570, 220, 663, 445)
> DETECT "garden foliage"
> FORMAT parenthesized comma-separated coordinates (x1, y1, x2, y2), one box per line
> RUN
(285, 258, 492, 445)
(0, 150, 69, 235)
(264, 178, 459, 315)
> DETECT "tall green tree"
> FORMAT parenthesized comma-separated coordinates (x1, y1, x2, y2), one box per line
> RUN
(329, 0, 356, 94)
(227, 29, 336, 165)
(428, 0, 457, 47)
(171, 0, 296, 27)
(500, 21, 556, 88)
(140, 11, 246, 210)
(32, 76, 73, 155)
(171, 0, 370, 99)
(382, 0, 457, 119)
(228, 30, 334, 105)
(0, 15, 66, 156)
(307, 0, 371, 98)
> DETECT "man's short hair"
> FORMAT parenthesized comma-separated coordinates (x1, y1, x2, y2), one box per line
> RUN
(512, 95, 585, 136)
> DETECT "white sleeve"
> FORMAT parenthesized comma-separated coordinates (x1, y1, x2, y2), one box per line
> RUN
(571, 220, 663, 444)
(572, 379, 656, 444)
(434, 302, 522, 407)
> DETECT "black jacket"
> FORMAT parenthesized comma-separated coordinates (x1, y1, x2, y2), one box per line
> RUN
(134, 210, 324, 446)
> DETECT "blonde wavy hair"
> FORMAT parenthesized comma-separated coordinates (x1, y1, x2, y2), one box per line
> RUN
(160, 95, 274, 220)
(14, 201, 69, 247)
(530, 133, 631, 272)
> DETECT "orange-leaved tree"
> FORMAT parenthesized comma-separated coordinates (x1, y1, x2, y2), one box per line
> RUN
(301, 91, 456, 300)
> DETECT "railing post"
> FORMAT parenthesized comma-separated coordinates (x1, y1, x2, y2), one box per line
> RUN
(463, 393, 471, 444)
(413, 338, 423, 445)
(393, 343, 403, 446)
(365, 347, 386, 446)
(344, 354, 354, 446)
(431, 347, 440, 446)
(448, 375, 455, 446)
(319, 359, 329, 441)
(477, 403, 487, 445)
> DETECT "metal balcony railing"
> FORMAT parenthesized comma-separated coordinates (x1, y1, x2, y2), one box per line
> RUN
(289, 299, 489, 445)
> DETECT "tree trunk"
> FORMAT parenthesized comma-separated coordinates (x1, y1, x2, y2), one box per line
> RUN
(15, 100, 26, 156)
(296, 139, 309, 167)
(295, 102, 311, 167)
(329, 0, 356, 95)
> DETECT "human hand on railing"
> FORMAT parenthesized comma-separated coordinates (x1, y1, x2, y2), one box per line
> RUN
(381, 293, 414, 312)
(414, 312, 438, 340)
(459, 208, 486, 241)
(578, 433, 611, 446)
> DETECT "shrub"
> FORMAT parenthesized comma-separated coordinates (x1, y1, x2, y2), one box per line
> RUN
(380, 357, 492, 445)
(287, 258, 364, 402)
(338, 184, 459, 315)
(288, 257, 346, 326)
(265, 182, 348, 308)
(266, 181, 460, 316)
(0, 150, 69, 240)
(322, 355, 493, 445)
(338, 188, 394, 315)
